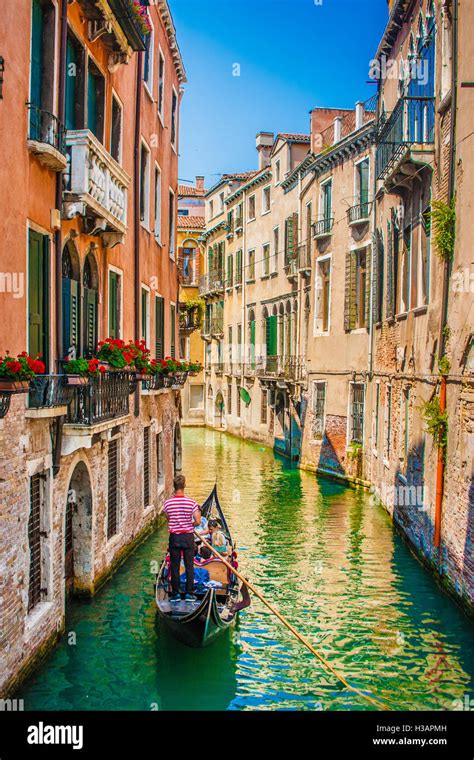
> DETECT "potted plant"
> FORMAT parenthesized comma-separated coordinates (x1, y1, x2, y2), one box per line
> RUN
(0, 352, 45, 392)
(96, 338, 135, 371)
(63, 357, 106, 385)
(187, 361, 203, 377)
(125, 340, 152, 379)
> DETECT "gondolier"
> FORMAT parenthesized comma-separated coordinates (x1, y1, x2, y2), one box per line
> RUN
(163, 474, 202, 602)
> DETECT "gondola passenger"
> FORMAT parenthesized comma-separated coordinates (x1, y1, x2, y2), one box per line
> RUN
(209, 519, 229, 556)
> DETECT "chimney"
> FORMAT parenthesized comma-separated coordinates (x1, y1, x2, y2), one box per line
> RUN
(256, 132, 274, 170)
(195, 175, 205, 192)
(355, 101, 364, 130)
(333, 116, 343, 144)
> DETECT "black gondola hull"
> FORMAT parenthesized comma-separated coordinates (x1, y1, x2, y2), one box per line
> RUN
(156, 588, 235, 648)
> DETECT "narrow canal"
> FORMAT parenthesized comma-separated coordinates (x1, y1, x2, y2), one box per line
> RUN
(21, 428, 474, 711)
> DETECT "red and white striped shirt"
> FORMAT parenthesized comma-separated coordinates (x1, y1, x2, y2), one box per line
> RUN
(163, 495, 200, 534)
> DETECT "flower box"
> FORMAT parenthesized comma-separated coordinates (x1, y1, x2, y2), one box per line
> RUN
(65, 374, 90, 387)
(0, 379, 30, 393)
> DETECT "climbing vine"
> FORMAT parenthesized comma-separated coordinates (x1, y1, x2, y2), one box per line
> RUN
(420, 395, 448, 461)
(183, 298, 205, 329)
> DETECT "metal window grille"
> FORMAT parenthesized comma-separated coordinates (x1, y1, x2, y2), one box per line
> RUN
(143, 427, 150, 507)
(156, 431, 164, 485)
(261, 389, 268, 424)
(107, 439, 119, 539)
(65, 499, 74, 555)
(228, 383, 232, 416)
(351, 384, 365, 444)
(28, 474, 43, 612)
(313, 382, 326, 440)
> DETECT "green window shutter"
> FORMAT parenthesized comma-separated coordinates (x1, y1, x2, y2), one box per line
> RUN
(268, 315, 277, 355)
(386, 220, 394, 319)
(30, 0, 43, 111)
(365, 246, 372, 328)
(65, 37, 77, 131)
(28, 230, 48, 365)
(170, 304, 176, 358)
(155, 297, 164, 359)
(344, 252, 357, 332)
(62, 278, 80, 357)
(250, 319, 256, 366)
(141, 289, 147, 341)
(83, 287, 98, 357)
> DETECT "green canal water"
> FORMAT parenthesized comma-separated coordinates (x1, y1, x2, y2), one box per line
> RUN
(20, 428, 474, 711)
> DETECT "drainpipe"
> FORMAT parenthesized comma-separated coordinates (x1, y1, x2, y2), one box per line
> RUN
(434, 0, 458, 549)
(55, 0, 68, 370)
(133, 52, 143, 417)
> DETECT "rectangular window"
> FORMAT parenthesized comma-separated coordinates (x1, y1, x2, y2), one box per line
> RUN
(170, 304, 176, 358)
(110, 94, 122, 163)
(228, 382, 232, 416)
(107, 439, 120, 539)
(65, 32, 85, 132)
(154, 165, 162, 242)
(155, 296, 164, 359)
(355, 249, 368, 329)
(141, 287, 149, 345)
(401, 387, 410, 472)
(235, 202, 243, 229)
(273, 227, 279, 272)
(236, 385, 241, 417)
(140, 141, 150, 225)
(219, 192, 225, 213)
(262, 186, 271, 214)
(275, 159, 281, 183)
(143, 427, 150, 507)
(344, 247, 370, 331)
(227, 254, 233, 287)
(108, 270, 122, 339)
(28, 472, 46, 612)
(189, 385, 204, 409)
(247, 250, 255, 281)
(284, 213, 298, 265)
(374, 229, 384, 323)
(30, 0, 56, 134)
(374, 382, 380, 452)
(228, 326, 233, 367)
(350, 383, 365, 444)
(312, 382, 326, 440)
(237, 324, 242, 364)
(209, 200, 214, 220)
(399, 226, 411, 314)
(248, 195, 256, 221)
(262, 243, 270, 277)
(143, 26, 154, 93)
(235, 249, 242, 285)
(28, 229, 49, 367)
(321, 180, 332, 221)
(158, 50, 165, 119)
(156, 431, 164, 485)
(261, 389, 268, 424)
(87, 58, 105, 142)
(169, 189, 176, 258)
(385, 384, 392, 461)
(314, 257, 331, 334)
(356, 159, 370, 211)
(306, 202, 312, 242)
(171, 88, 177, 148)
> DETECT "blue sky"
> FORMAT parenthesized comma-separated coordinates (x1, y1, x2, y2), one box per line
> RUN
(170, 0, 388, 187)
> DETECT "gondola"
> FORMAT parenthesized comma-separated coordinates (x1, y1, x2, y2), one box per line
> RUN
(155, 485, 250, 647)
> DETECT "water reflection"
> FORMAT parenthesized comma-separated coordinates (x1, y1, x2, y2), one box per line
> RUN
(20, 427, 474, 711)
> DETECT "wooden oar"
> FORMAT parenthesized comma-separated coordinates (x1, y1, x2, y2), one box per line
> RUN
(195, 531, 389, 712)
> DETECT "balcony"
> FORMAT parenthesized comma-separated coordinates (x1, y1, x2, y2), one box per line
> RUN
(142, 372, 188, 394)
(67, 371, 130, 426)
(63, 129, 131, 245)
(179, 305, 201, 334)
(108, 0, 149, 51)
(198, 270, 225, 297)
(213, 363, 224, 376)
(347, 201, 373, 226)
(78, 0, 149, 56)
(26, 375, 70, 418)
(376, 96, 435, 185)
(257, 355, 305, 382)
(313, 217, 334, 240)
(26, 104, 67, 172)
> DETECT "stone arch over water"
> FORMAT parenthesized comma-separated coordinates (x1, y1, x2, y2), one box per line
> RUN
(66, 460, 93, 596)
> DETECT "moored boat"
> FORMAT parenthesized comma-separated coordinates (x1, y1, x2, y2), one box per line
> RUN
(155, 485, 250, 647)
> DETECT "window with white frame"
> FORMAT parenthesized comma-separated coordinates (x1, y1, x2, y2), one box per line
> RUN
(248, 195, 256, 221)
(169, 189, 176, 258)
(320, 179, 332, 221)
(314, 256, 331, 334)
(143, 22, 154, 94)
(373, 382, 380, 453)
(141, 286, 150, 345)
(247, 249, 255, 281)
(154, 164, 162, 242)
(273, 226, 279, 272)
(350, 383, 365, 444)
(262, 243, 270, 277)
(208, 200, 214, 220)
(275, 159, 281, 184)
(312, 382, 326, 440)
(139, 140, 151, 226)
(219, 192, 225, 213)
(110, 94, 122, 163)
(171, 87, 178, 149)
(262, 186, 271, 214)
(158, 49, 165, 120)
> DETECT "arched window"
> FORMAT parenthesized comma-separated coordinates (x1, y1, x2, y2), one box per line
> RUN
(180, 240, 197, 285)
(62, 240, 81, 359)
(83, 251, 99, 357)
(248, 309, 256, 368)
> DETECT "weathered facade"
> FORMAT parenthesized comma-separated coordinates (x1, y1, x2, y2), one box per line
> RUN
(197, 0, 472, 616)
(177, 177, 206, 425)
(0, 0, 186, 695)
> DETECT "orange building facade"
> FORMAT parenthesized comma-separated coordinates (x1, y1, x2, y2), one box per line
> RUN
(0, 0, 186, 695)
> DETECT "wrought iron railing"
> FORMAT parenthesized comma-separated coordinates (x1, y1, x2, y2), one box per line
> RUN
(28, 375, 70, 409)
(198, 270, 225, 295)
(67, 371, 130, 425)
(347, 201, 373, 224)
(318, 94, 378, 152)
(313, 217, 334, 238)
(27, 104, 66, 154)
(375, 96, 435, 180)
(257, 355, 305, 381)
(179, 307, 200, 332)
